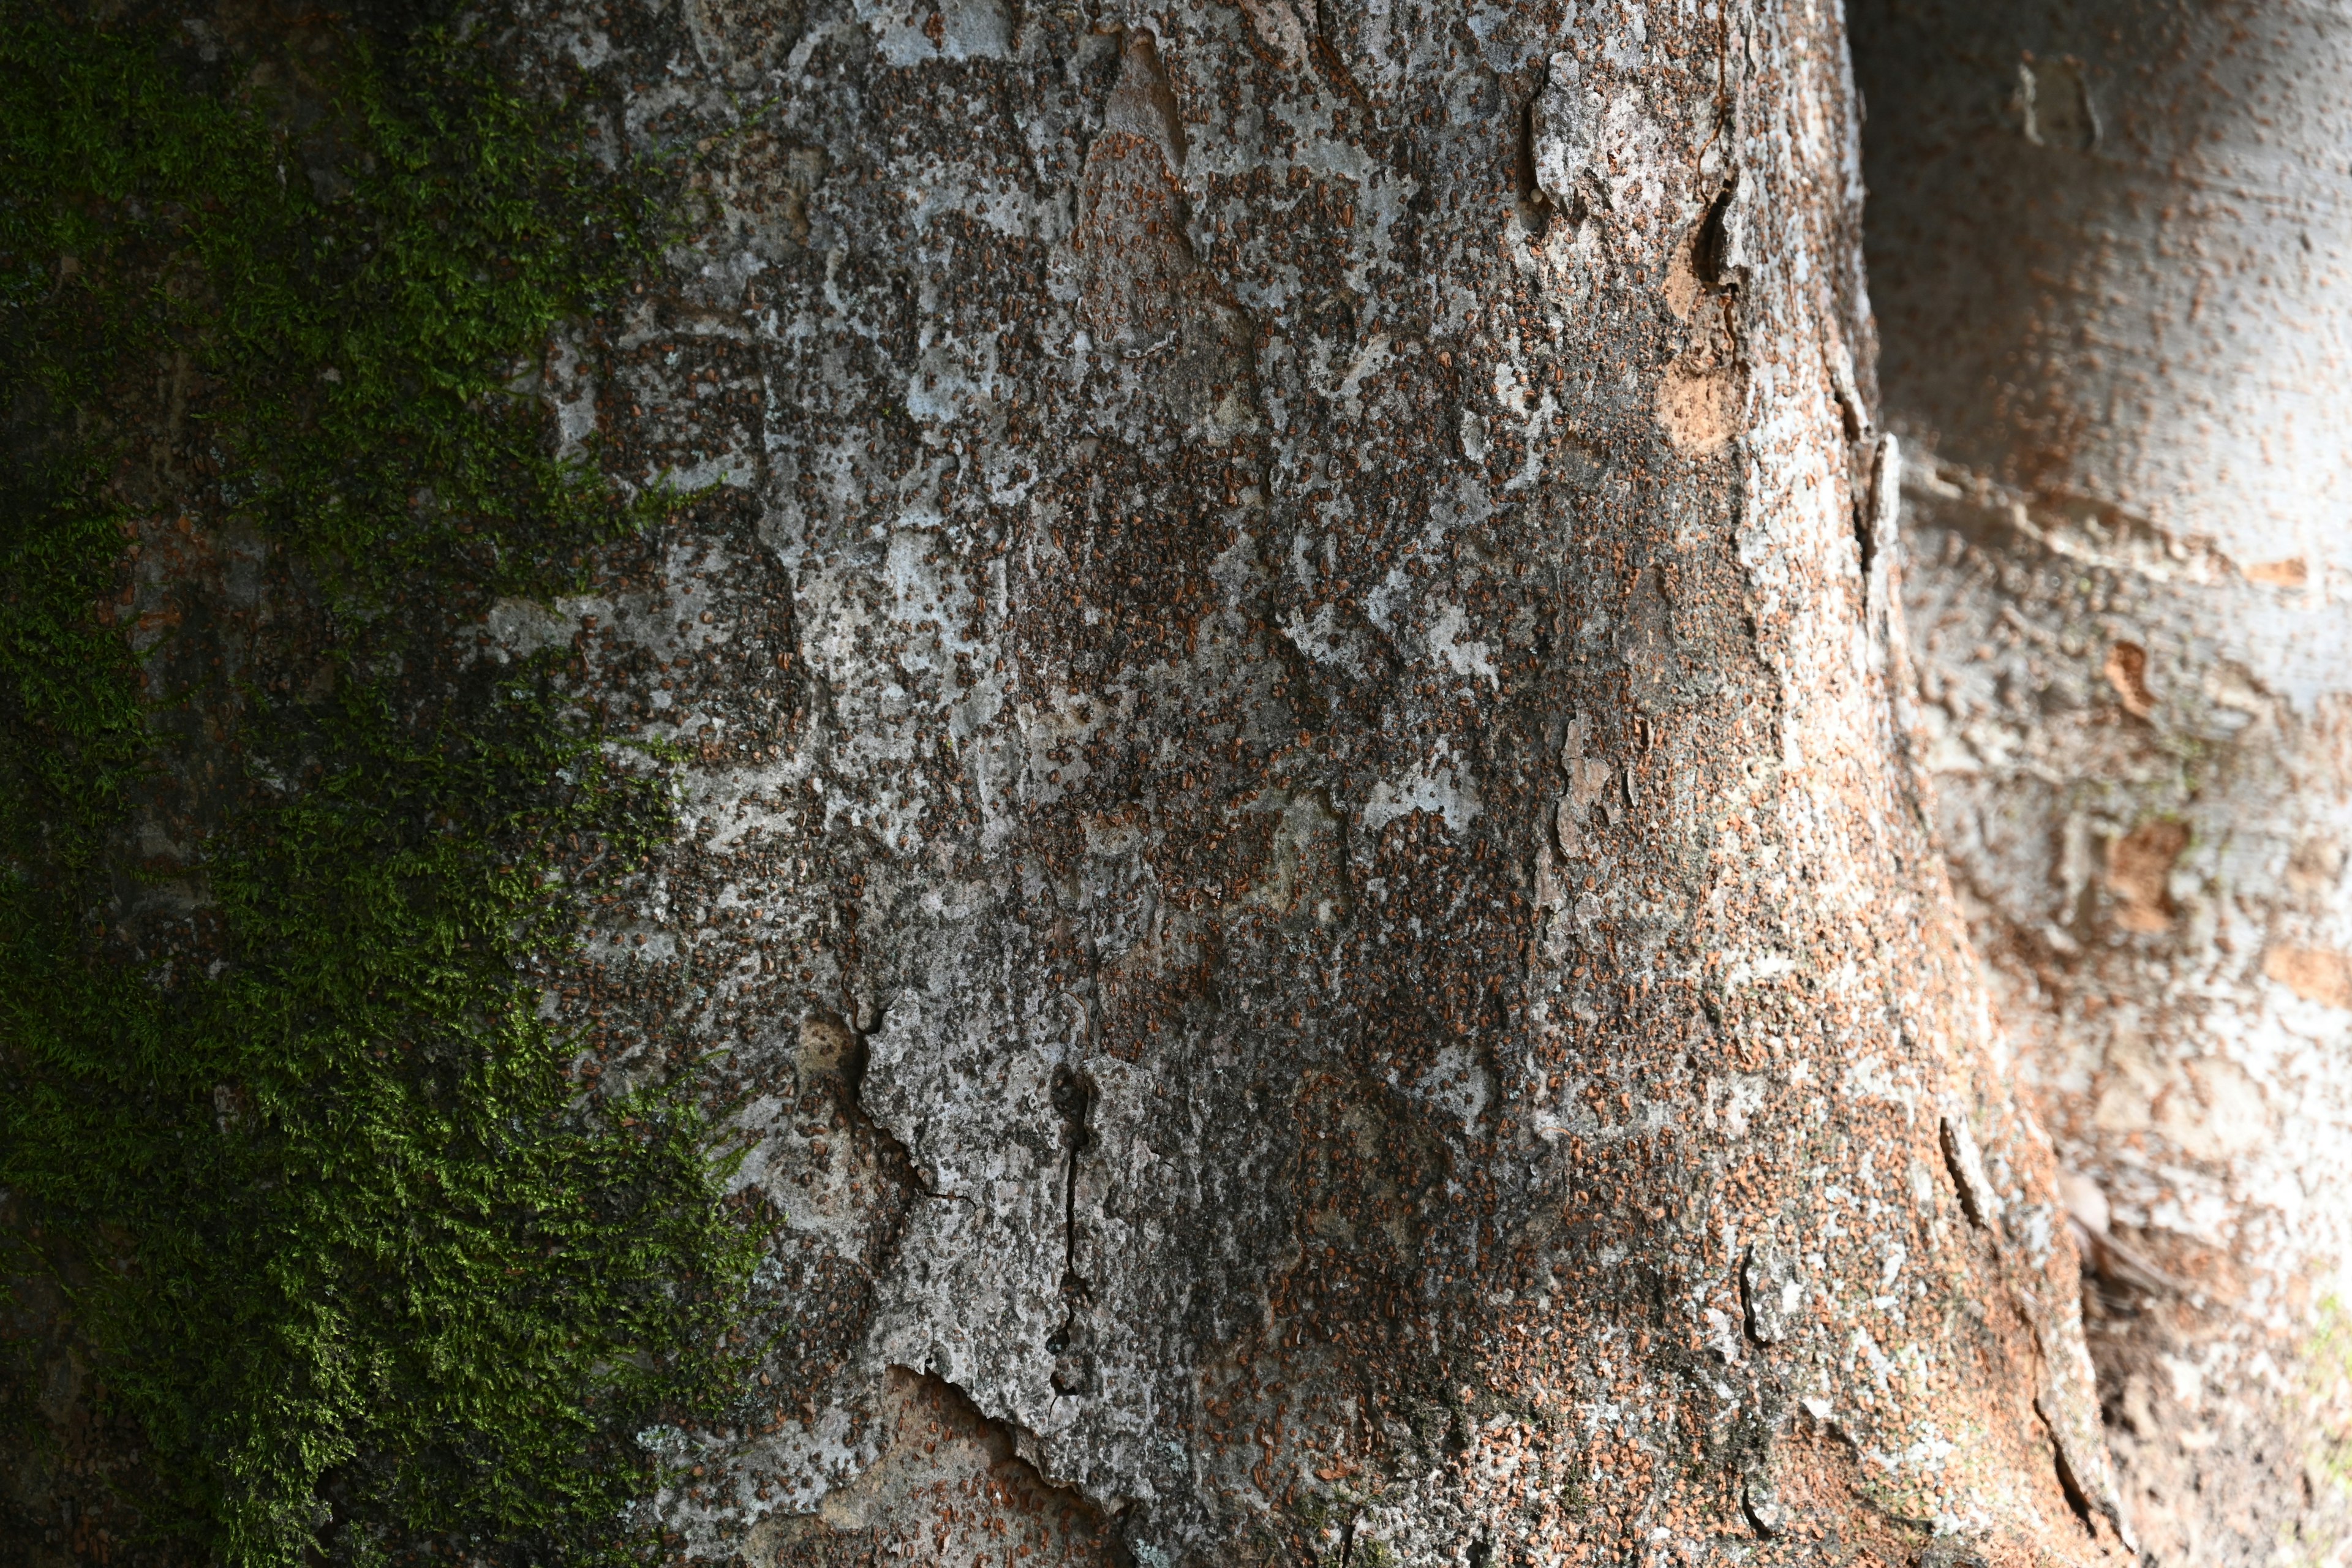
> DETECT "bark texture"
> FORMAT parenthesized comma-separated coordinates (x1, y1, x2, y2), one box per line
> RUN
(2, 0, 2160, 1563)
(1852, 0, 2352, 1560)
(561, 1, 2141, 1562)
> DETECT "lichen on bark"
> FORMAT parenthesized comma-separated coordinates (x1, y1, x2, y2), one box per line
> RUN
(514, 0, 2135, 1562)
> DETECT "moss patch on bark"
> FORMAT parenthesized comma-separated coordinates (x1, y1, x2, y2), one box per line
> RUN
(0, 6, 761, 1563)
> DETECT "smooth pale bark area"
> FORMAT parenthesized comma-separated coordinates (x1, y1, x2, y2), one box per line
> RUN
(1852, 0, 2352, 1560)
(511, 0, 2116, 1562)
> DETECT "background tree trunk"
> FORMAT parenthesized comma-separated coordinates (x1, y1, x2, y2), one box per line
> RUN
(1852, 0, 2352, 1560)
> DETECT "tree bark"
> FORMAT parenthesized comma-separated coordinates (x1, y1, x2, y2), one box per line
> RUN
(0, 0, 2171, 1564)
(1852, 0, 2352, 1559)
(576, 1, 2136, 1562)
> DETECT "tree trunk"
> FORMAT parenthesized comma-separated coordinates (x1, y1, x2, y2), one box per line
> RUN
(603, 0, 2128, 1562)
(1852, 0, 2352, 1559)
(0, 1, 2167, 1564)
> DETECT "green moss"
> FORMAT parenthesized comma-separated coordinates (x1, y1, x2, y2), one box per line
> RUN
(2311, 1300, 2352, 1481)
(0, 6, 760, 1564)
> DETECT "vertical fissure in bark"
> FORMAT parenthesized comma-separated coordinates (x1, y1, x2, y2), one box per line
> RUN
(2034, 1394, 2101, 1536)
(1047, 1061, 1096, 1395)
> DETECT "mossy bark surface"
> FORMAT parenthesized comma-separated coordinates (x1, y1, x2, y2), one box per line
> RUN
(2, 5, 761, 1563)
(5, 0, 2171, 1565)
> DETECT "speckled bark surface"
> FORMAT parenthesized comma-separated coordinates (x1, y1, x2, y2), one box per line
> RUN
(1853, 1, 2352, 1561)
(1, 0, 2158, 1564)
(529, 1, 2140, 1562)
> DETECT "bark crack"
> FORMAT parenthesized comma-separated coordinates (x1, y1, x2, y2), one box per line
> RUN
(1046, 1063, 1095, 1394)
(842, 1009, 970, 1204)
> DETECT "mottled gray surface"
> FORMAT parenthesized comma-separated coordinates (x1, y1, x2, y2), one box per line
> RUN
(489, 0, 2131, 1561)
(1855, 0, 2352, 1559)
